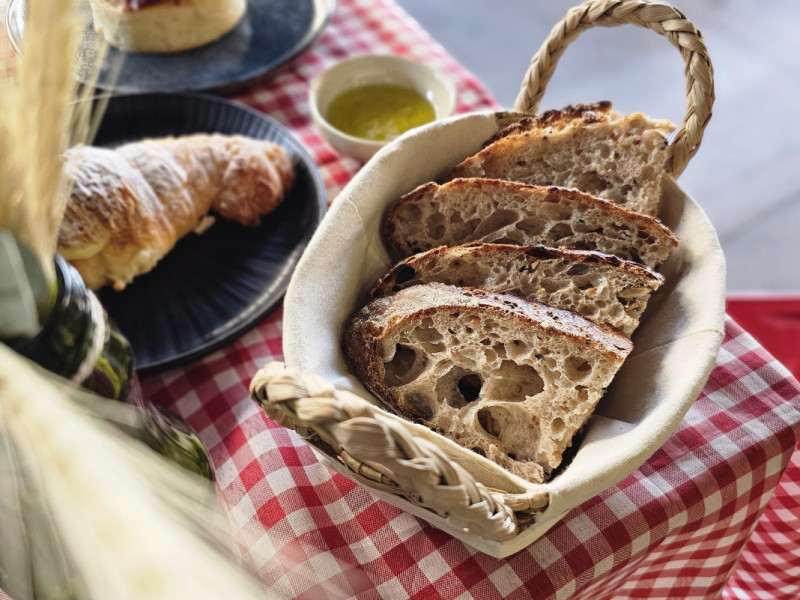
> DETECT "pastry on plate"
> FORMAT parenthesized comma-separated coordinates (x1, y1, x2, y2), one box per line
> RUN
(88, 0, 247, 53)
(58, 133, 295, 291)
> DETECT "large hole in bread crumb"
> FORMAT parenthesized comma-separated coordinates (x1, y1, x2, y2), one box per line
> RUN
(492, 343, 507, 359)
(482, 347, 499, 364)
(411, 326, 443, 344)
(420, 341, 445, 353)
(437, 367, 483, 408)
(542, 203, 573, 221)
(484, 360, 544, 401)
(412, 322, 445, 353)
(575, 239, 598, 251)
(471, 209, 519, 239)
(384, 345, 427, 387)
(506, 340, 529, 360)
(394, 265, 416, 284)
(573, 275, 598, 291)
(477, 407, 501, 438)
(458, 374, 483, 403)
(402, 391, 434, 421)
(566, 264, 590, 276)
(627, 249, 643, 264)
(551, 417, 565, 438)
(548, 222, 574, 242)
(576, 386, 589, 403)
(564, 357, 593, 382)
(579, 170, 612, 194)
(426, 213, 447, 240)
(461, 218, 481, 236)
(518, 217, 545, 236)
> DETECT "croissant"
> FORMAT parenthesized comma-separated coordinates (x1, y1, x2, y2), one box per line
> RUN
(57, 134, 295, 291)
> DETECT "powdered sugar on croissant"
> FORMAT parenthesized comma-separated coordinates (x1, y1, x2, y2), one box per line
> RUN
(58, 134, 295, 291)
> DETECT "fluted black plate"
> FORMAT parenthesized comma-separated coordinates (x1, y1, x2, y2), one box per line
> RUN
(6, 0, 335, 94)
(93, 93, 326, 375)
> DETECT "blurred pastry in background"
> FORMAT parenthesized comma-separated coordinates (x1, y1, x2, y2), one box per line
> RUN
(88, 0, 247, 53)
(58, 133, 295, 291)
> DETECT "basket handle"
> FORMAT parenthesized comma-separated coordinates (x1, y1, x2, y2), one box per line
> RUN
(250, 362, 549, 542)
(513, 0, 714, 176)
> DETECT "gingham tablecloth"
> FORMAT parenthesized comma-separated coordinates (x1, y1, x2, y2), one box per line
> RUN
(139, 1, 800, 598)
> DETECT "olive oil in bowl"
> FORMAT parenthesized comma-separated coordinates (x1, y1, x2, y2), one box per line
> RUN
(325, 84, 436, 142)
(309, 54, 456, 161)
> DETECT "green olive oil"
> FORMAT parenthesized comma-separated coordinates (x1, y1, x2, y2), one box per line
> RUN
(325, 84, 436, 141)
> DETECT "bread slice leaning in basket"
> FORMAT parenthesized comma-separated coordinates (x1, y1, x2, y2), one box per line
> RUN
(343, 283, 633, 483)
(446, 102, 674, 217)
(382, 178, 677, 270)
(371, 243, 664, 336)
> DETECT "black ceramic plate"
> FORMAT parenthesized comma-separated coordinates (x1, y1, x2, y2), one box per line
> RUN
(90, 93, 326, 374)
(6, 0, 335, 93)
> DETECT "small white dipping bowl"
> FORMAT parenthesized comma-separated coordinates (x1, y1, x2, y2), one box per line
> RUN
(309, 54, 457, 162)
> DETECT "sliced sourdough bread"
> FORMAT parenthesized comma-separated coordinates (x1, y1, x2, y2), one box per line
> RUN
(382, 178, 677, 269)
(446, 102, 675, 216)
(370, 243, 664, 336)
(342, 283, 632, 483)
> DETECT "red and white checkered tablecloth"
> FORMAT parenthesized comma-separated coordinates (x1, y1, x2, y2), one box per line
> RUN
(138, 1, 800, 598)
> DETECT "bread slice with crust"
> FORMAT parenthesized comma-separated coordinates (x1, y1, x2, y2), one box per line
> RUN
(343, 283, 632, 483)
(371, 243, 663, 336)
(382, 178, 677, 269)
(446, 102, 675, 216)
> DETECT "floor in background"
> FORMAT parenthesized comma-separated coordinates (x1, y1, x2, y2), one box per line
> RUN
(396, 0, 800, 294)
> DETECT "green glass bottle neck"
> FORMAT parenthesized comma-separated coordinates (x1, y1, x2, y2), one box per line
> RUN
(7, 256, 97, 381)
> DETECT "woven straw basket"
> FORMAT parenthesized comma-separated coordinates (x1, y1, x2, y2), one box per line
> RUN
(250, 0, 724, 558)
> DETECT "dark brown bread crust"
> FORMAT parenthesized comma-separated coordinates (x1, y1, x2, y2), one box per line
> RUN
(476, 101, 614, 151)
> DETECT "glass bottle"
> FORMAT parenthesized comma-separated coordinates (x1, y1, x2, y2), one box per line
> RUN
(6, 255, 214, 480)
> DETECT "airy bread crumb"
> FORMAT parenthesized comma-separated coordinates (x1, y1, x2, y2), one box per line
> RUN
(447, 102, 674, 216)
(343, 283, 632, 483)
(371, 243, 664, 336)
(382, 178, 677, 270)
